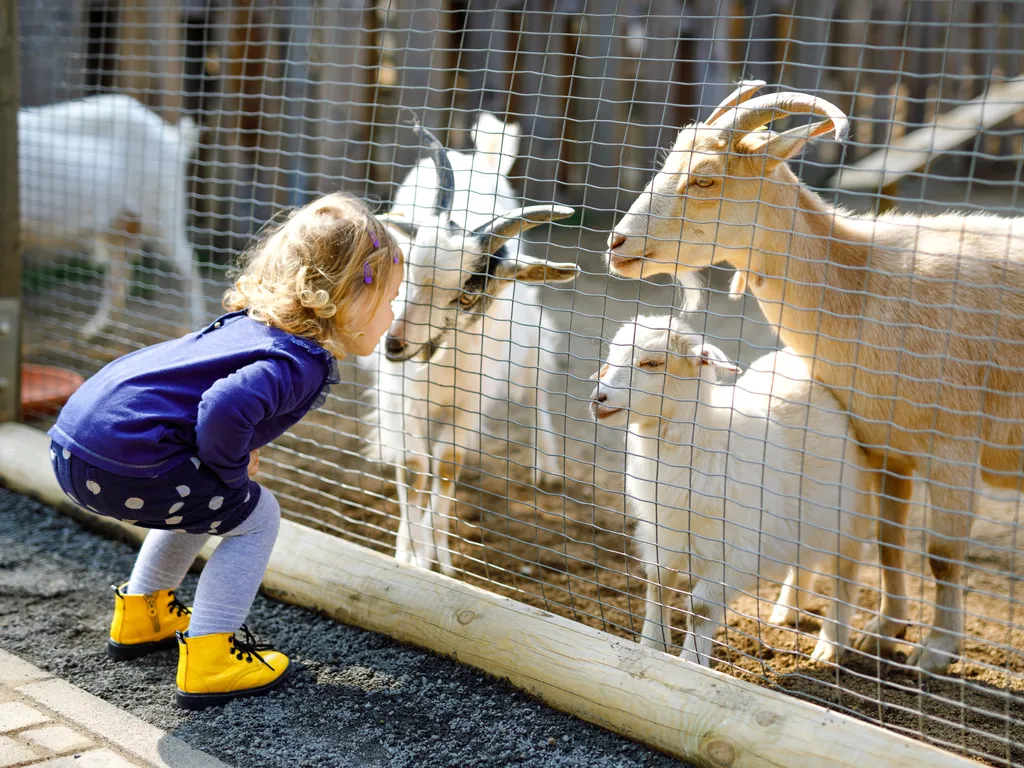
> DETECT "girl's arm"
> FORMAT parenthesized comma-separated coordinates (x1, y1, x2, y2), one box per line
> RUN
(195, 356, 307, 488)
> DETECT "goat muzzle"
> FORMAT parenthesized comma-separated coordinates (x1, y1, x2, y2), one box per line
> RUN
(384, 335, 410, 362)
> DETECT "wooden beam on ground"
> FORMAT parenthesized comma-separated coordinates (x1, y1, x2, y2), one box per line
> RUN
(832, 76, 1024, 191)
(0, 422, 979, 768)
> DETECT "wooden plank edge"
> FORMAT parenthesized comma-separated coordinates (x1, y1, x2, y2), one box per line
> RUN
(832, 76, 1024, 191)
(0, 422, 977, 768)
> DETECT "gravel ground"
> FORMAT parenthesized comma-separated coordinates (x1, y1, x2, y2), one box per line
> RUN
(0, 487, 687, 768)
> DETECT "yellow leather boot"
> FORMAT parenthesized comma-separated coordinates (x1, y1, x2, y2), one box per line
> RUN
(108, 583, 191, 661)
(175, 627, 291, 710)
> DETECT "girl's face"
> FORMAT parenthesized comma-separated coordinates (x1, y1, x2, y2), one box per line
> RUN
(345, 264, 404, 357)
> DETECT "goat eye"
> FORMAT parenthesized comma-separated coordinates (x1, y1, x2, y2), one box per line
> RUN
(692, 177, 714, 188)
(458, 292, 477, 307)
(638, 360, 664, 370)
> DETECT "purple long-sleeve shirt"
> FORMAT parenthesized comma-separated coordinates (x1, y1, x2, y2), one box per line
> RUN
(49, 310, 339, 488)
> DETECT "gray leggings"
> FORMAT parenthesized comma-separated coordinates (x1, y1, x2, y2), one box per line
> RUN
(127, 486, 280, 637)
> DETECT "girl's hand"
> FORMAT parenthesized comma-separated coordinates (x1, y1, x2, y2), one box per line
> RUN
(247, 450, 260, 477)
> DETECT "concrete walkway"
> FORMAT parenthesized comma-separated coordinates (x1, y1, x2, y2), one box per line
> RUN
(0, 649, 227, 768)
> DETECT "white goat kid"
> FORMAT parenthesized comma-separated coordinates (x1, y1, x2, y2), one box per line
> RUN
(373, 120, 578, 575)
(607, 80, 1024, 673)
(19, 94, 204, 339)
(591, 315, 874, 665)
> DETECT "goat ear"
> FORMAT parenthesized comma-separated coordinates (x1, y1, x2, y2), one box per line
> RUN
(728, 270, 747, 298)
(495, 255, 580, 284)
(763, 119, 838, 170)
(699, 344, 740, 372)
(472, 205, 576, 254)
(376, 212, 418, 238)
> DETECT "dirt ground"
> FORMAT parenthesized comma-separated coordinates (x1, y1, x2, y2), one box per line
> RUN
(21, 178, 1024, 766)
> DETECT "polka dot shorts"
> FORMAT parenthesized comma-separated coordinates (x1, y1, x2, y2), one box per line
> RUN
(50, 440, 261, 535)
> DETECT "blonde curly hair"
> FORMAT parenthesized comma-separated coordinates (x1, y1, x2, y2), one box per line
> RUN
(223, 193, 403, 358)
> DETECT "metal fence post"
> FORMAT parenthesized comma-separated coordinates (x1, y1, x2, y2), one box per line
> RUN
(0, 0, 21, 422)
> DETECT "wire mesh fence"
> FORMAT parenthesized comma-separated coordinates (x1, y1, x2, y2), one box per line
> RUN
(10, 0, 1024, 764)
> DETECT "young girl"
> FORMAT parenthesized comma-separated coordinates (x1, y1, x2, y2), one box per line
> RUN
(48, 193, 404, 710)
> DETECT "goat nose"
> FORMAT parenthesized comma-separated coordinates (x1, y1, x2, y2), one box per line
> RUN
(385, 335, 405, 357)
(608, 233, 627, 251)
(596, 392, 608, 403)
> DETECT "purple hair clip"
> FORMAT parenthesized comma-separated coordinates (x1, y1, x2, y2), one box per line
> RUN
(364, 262, 373, 284)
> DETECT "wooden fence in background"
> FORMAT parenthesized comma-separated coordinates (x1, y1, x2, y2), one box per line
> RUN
(17, 0, 1024, 261)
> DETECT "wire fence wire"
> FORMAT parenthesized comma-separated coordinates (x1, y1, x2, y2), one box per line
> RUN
(13, 0, 1024, 764)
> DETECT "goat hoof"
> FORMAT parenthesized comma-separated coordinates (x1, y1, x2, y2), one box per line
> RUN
(810, 640, 841, 663)
(79, 323, 105, 341)
(852, 617, 907, 658)
(678, 646, 702, 665)
(395, 548, 417, 567)
(907, 636, 960, 674)
(768, 604, 798, 627)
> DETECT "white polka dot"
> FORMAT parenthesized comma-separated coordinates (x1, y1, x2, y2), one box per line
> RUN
(50, 449, 56, 462)
(176, 485, 191, 498)
(122, 519, 137, 525)
(169, 501, 184, 514)
(208, 496, 224, 511)
(207, 529, 218, 535)
(209, 520, 222, 530)
(125, 497, 144, 510)
(62, 448, 70, 460)
(191, 457, 201, 469)
(86, 480, 101, 495)
(165, 515, 183, 525)
(172, 529, 186, 533)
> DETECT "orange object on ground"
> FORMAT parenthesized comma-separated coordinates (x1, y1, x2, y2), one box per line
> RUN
(20, 363, 84, 419)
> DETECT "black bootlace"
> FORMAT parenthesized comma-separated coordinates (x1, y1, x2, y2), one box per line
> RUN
(228, 625, 276, 671)
(167, 592, 190, 618)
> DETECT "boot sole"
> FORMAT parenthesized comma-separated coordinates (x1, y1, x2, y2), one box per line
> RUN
(174, 666, 292, 711)
(107, 636, 179, 661)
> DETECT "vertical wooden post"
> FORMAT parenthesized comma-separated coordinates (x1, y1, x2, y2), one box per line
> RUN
(312, 0, 375, 196)
(514, 0, 567, 205)
(574, 0, 624, 214)
(685, 0, 731, 115)
(462, 0, 509, 116)
(151, 0, 185, 122)
(634, 0, 680, 185)
(786, 0, 836, 182)
(278, 0, 315, 207)
(0, 0, 21, 422)
(117, 0, 152, 105)
(1003, 1, 1024, 157)
(384, 0, 451, 189)
(741, 0, 778, 82)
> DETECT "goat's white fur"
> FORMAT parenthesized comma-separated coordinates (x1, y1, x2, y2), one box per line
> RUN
(592, 315, 874, 665)
(367, 114, 577, 576)
(19, 94, 204, 338)
(607, 82, 1024, 673)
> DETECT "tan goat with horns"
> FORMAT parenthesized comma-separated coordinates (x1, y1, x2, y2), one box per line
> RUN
(607, 80, 1024, 674)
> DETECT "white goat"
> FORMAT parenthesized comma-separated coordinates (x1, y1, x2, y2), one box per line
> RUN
(591, 315, 874, 665)
(369, 117, 578, 575)
(607, 80, 1024, 673)
(19, 94, 204, 338)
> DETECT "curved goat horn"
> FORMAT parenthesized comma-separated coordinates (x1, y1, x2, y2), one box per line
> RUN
(472, 204, 576, 255)
(704, 79, 767, 126)
(713, 92, 849, 146)
(411, 118, 455, 219)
